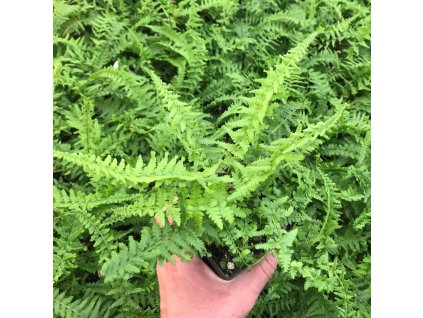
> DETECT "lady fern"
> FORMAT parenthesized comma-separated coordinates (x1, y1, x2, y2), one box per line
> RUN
(54, 0, 370, 317)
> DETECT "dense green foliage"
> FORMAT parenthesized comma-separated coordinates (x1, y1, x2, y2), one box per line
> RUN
(53, 0, 370, 317)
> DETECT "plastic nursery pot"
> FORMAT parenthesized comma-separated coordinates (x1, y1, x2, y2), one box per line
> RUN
(201, 245, 245, 280)
(202, 239, 268, 280)
(202, 255, 244, 281)
(202, 244, 268, 281)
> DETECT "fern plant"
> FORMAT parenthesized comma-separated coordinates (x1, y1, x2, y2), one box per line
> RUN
(53, 0, 370, 317)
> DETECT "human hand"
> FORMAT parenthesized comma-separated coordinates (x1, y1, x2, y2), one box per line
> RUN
(155, 215, 277, 318)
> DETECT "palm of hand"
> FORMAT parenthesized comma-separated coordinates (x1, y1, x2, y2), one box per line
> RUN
(157, 253, 277, 318)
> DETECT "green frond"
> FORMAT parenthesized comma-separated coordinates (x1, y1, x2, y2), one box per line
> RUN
(100, 225, 206, 282)
(229, 104, 346, 202)
(53, 187, 138, 211)
(108, 188, 182, 226)
(218, 30, 320, 159)
(54, 289, 112, 318)
(145, 24, 207, 94)
(146, 68, 219, 165)
(75, 208, 116, 263)
(53, 0, 92, 35)
(54, 215, 85, 283)
(88, 68, 155, 111)
(90, 13, 130, 68)
(54, 150, 226, 186)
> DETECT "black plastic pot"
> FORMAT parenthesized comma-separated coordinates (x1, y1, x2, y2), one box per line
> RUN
(202, 255, 244, 280)
(202, 243, 266, 280)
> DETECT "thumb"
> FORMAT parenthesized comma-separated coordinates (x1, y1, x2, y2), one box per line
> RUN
(232, 252, 277, 296)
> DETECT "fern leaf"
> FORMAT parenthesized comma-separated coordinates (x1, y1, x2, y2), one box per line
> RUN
(75, 209, 116, 263)
(54, 289, 111, 318)
(218, 30, 320, 158)
(100, 226, 206, 282)
(145, 68, 220, 165)
(53, 186, 138, 211)
(54, 151, 226, 186)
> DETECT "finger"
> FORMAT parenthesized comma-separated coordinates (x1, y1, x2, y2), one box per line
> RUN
(154, 214, 164, 227)
(167, 214, 174, 225)
(154, 214, 176, 266)
(232, 252, 277, 295)
(154, 213, 174, 228)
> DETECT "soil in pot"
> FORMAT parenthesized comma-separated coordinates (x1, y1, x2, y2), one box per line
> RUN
(202, 239, 266, 280)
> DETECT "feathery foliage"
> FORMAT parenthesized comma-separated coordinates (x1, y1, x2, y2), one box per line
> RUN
(54, 0, 370, 316)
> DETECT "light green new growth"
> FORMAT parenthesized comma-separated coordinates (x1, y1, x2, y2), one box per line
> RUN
(54, 150, 226, 185)
(218, 31, 320, 158)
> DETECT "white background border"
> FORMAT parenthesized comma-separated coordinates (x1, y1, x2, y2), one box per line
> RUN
(372, 0, 423, 317)
(0, 0, 52, 316)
